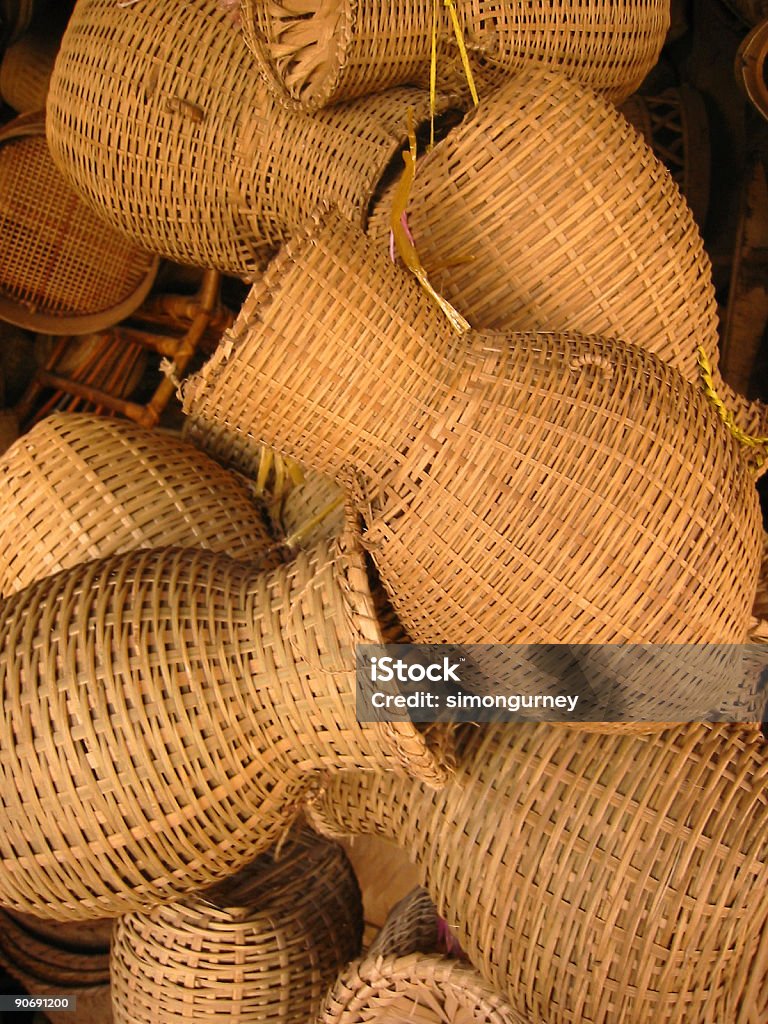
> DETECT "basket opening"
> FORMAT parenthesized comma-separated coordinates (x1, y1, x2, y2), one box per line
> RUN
(260, 0, 342, 105)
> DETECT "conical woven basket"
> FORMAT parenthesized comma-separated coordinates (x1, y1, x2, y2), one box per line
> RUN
(320, 887, 525, 1024)
(239, 0, 668, 110)
(0, 28, 59, 113)
(0, 113, 159, 334)
(0, 525, 450, 920)
(111, 828, 362, 1024)
(45, 0, 452, 271)
(308, 722, 768, 1024)
(184, 212, 762, 653)
(0, 412, 281, 596)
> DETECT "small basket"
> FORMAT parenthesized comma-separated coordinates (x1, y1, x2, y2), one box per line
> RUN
(0, 412, 281, 597)
(0, 521, 451, 920)
(309, 721, 768, 1024)
(320, 887, 524, 1024)
(0, 112, 159, 334)
(111, 828, 363, 1024)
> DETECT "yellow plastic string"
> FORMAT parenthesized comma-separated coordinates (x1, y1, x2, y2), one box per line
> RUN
(284, 493, 345, 549)
(444, 0, 479, 106)
(696, 346, 768, 466)
(429, 0, 438, 149)
(391, 110, 471, 335)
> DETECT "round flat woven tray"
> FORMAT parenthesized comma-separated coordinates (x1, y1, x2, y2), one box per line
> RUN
(0, 412, 281, 596)
(0, 524, 450, 920)
(0, 112, 158, 334)
(239, 0, 668, 109)
(309, 721, 768, 1024)
(183, 212, 762, 656)
(111, 828, 363, 1024)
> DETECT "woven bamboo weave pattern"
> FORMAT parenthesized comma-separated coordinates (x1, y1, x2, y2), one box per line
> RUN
(0, 531, 449, 920)
(239, 0, 668, 109)
(45, 0, 447, 270)
(0, 30, 59, 113)
(0, 412, 280, 596)
(308, 722, 768, 1024)
(0, 114, 158, 334)
(184, 212, 761, 648)
(321, 887, 525, 1024)
(111, 829, 362, 1024)
(368, 69, 720, 393)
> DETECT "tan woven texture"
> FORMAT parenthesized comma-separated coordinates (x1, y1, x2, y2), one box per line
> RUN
(111, 828, 362, 1024)
(309, 722, 768, 1024)
(0, 29, 59, 113)
(45, 0, 449, 272)
(240, 0, 668, 110)
(184, 212, 762, 649)
(0, 113, 158, 334)
(320, 887, 525, 1024)
(0, 526, 450, 921)
(279, 469, 347, 550)
(367, 69, 722, 394)
(0, 412, 281, 597)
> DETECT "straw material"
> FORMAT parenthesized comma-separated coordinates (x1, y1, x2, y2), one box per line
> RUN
(111, 828, 362, 1024)
(0, 526, 450, 920)
(0, 29, 59, 113)
(321, 887, 524, 1024)
(308, 721, 768, 1024)
(279, 469, 347, 550)
(184, 211, 762, 648)
(0, 113, 158, 335)
(0, 412, 281, 596)
(239, 0, 668, 110)
(619, 85, 710, 227)
(45, 0, 448, 271)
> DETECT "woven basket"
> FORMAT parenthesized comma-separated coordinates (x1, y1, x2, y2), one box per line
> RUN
(0, 525, 450, 921)
(0, 28, 59, 112)
(309, 721, 768, 1024)
(184, 211, 762, 653)
(111, 828, 362, 1024)
(239, 0, 667, 110)
(279, 469, 347, 550)
(0, 112, 159, 335)
(0, 412, 281, 596)
(321, 887, 524, 1024)
(45, 0, 450, 270)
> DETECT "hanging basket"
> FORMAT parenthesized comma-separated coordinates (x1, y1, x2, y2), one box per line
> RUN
(238, 0, 668, 110)
(0, 523, 451, 921)
(184, 212, 762, 657)
(309, 721, 768, 1024)
(0, 112, 159, 334)
(111, 828, 362, 1024)
(0, 412, 282, 596)
(45, 0, 454, 270)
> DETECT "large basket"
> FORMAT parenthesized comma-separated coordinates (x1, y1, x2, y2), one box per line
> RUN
(45, 0, 452, 270)
(0, 113, 158, 334)
(0, 525, 451, 920)
(309, 721, 768, 1024)
(320, 887, 524, 1024)
(239, 0, 668, 110)
(0, 412, 281, 596)
(184, 212, 762, 653)
(111, 828, 362, 1024)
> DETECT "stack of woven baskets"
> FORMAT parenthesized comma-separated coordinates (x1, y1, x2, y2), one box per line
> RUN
(0, 0, 765, 1021)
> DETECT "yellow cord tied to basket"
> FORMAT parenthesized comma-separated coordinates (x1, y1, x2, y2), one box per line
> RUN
(697, 346, 768, 467)
(429, 0, 479, 149)
(392, 110, 471, 335)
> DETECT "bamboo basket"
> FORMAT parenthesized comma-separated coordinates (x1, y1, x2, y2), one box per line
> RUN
(0, 113, 159, 335)
(0, 412, 281, 596)
(0, 28, 59, 112)
(0, 525, 451, 921)
(308, 721, 768, 1024)
(111, 828, 362, 1024)
(45, 0, 452, 271)
(279, 469, 347, 550)
(183, 211, 762, 655)
(239, 0, 668, 110)
(320, 887, 524, 1024)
